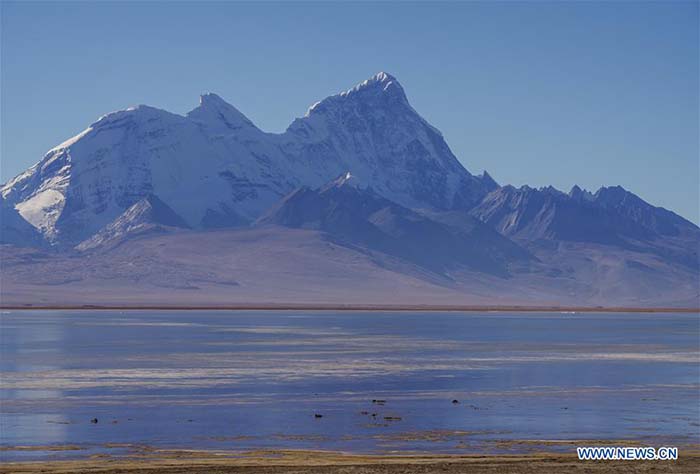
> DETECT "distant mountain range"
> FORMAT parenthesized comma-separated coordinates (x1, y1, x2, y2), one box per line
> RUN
(1, 72, 698, 307)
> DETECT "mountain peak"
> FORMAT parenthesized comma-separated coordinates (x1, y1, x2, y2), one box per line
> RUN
(569, 185, 594, 202)
(333, 171, 355, 187)
(187, 92, 257, 132)
(593, 185, 645, 209)
(343, 71, 405, 98)
(75, 194, 189, 252)
(198, 92, 229, 108)
(305, 71, 407, 117)
(319, 171, 365, 193)
(90, 104, 171, 128)
(594, 185, 629, 201)
(333, 171, 353, 186)
(480, 171, 499, 189)
(359, 71, 399, 89)
(375, 71, 396, 82)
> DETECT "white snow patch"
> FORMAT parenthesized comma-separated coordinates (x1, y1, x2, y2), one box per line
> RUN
(16, 189, 65, 231)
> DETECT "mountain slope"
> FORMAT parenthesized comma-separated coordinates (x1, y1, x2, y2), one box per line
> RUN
(76, 194, 189, 251)
(470, 185, 644, 244)
(257, 174, 530, 276)
(2, 225, 696, 307)
(0, 197, 45, 247)
(593, 185, 698, 238)
(471, 184, 697, 241)
(470, 184, 699, 271)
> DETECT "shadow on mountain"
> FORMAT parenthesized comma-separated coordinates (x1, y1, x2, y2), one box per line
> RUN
(256, 174, 533, 277)
(76, 194, 190, 252)
(471, 185, 699, 272)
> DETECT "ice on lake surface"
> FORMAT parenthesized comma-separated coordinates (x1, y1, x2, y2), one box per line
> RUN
(1, 310, 698, 460)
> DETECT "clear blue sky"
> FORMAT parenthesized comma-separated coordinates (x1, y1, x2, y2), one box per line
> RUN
(2, 1, 698, 222)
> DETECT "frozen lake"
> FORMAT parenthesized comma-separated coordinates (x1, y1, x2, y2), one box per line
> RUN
(1, 310, 698, 460)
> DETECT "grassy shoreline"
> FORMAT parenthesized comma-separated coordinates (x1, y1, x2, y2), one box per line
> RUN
(2, 449, 700, 474)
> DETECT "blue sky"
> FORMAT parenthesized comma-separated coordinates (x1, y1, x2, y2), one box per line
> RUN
(2, 1, 698, 222)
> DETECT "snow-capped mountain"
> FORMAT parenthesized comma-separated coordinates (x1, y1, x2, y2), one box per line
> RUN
(281, 72, 496, 209)
(1, 71, 698, 307)
(1, 72, 494, 246)
(1, 105, 238, 245)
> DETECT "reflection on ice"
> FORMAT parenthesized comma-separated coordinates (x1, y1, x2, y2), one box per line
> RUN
(1, 310, 698, 460)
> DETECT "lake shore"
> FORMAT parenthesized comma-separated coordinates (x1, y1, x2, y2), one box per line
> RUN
(1, 304, 698, 312)
(2, 449, 700, 474)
